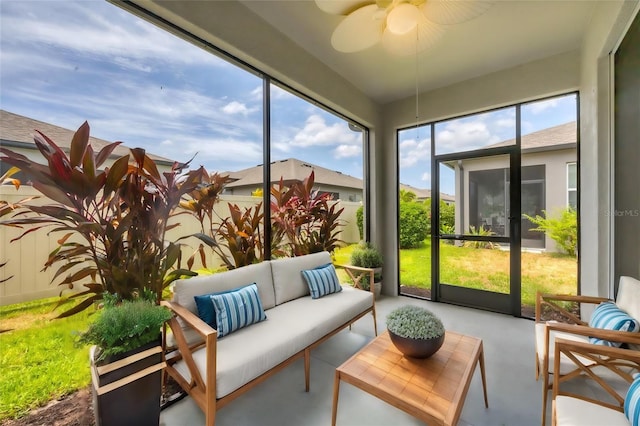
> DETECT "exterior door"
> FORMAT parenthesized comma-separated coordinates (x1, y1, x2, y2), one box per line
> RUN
(432, 149, 521, 316)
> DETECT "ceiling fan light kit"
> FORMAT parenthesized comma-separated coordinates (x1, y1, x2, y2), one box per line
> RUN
(317, 0, 494, 55)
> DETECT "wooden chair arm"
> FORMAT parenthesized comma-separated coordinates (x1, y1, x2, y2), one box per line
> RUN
(336, 264, 375, 294)
(544, 321, 640, 345)
(535, 292, 610, 323)
(162, 300, 217, 339)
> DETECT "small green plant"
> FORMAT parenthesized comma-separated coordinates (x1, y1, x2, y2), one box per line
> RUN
(463, 225, 497, 249)
(523, 208, 577, 257)
(350, 241, 383, 268)
(356, 205, 364, 240)
(386, 305, 444, 339)
(399, 201, 428, 248)
(77, 293, 171, 361)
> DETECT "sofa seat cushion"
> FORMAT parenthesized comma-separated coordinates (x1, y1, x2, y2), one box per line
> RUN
(173, 285, 373, 399)
(535, 322, 594, 375)
(555, 396, 629, 426)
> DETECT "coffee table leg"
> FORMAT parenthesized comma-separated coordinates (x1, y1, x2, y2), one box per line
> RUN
(332, 371, 341, 426)
(479, 344, 489, 408)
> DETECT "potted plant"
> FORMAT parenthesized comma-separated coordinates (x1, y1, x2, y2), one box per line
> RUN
(0, 122, 204, 425)
(350, 241, 383, 298)
(386, 305, 445, 358)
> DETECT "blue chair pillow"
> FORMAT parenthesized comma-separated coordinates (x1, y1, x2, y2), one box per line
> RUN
(589, 301, 639, 347)
(301, 263, 342, 299)
(625, 373, 640, 426)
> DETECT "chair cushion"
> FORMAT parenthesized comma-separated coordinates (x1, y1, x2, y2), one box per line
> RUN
(625, 373, 640, 426)
(210, 283, 267, 338)
(588, 301, 639, 347)
(535, 322, 593, 375)
(302, 263, 342, 299)
(555, 396, 629, 426)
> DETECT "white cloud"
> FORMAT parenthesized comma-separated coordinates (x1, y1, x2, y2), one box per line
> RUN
(292, 115, 359, 147)
(334, 144, 361, 159)
(399, 137, 430, 168)
(421, 172, 431, 183)
(435, 120, 500, 153)
(222, 101, 250, 115)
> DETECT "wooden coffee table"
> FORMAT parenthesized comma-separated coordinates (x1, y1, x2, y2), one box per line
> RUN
(332, 330, 488, 426)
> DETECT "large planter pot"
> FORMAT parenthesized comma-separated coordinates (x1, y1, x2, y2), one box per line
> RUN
(388, 330, 445, 359)
(90, 339, 166, 426)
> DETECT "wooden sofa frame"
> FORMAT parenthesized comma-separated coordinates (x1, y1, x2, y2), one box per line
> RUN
(161, 268, 378, 426)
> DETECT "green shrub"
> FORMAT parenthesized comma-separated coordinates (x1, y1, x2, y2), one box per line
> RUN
(77, 296, 171, 361)
(350, 242, 383, 268)
(523, 208, 577, 256)
(463, 225, 497, 249)
(399, 201, 428, 248)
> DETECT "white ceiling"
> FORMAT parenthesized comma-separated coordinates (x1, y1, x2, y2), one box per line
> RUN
(239, 0, 596, 104)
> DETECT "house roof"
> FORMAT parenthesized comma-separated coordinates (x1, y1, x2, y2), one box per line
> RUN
(399, 183, 455, 203)
(0, 110, 174, 165)
(225, 158, 363, 190)
(490, 121, 577, 152)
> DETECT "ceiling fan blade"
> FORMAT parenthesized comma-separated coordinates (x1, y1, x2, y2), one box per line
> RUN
(421, 0, 494, 25)
(331, 4, 383, 53)
(382, 17, 444, 56)
(315, 0, 373, 16)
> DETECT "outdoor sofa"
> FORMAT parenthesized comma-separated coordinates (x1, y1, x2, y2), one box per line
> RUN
(162, 251, 378, 426)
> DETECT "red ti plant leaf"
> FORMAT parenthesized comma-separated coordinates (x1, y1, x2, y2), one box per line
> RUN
(69, 121, 90, 168)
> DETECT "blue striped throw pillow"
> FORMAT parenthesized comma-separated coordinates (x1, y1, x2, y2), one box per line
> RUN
(625, 373, 640, 426)
(210, 283, 267, 338)
(589, 301, 639, 347)
(301, 263, 342, 299)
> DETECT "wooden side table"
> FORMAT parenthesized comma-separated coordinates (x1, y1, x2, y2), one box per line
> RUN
(332, 330, 488, 426)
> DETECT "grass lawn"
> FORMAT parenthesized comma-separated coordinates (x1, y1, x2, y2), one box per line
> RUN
(0, 298, 93, 421)
(393, 239, 577, 306)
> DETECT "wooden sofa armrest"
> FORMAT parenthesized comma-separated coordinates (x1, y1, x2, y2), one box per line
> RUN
(337, 264, 375, 294)
(544, 321, 640, 347)
(535, 291, 610, 324)
(552, 338, 640, 412)
(162, 300, 218, 396)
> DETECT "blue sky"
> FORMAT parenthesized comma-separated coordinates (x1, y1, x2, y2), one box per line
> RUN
(0, 0, 364, 180)
(0, 1, 576, 194)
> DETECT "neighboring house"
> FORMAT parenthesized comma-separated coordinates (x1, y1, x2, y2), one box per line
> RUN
(399, 183, 455, 204)
(447, 121, 577, 251)
(0, 109, 175, 178)
(224, 158, 365, 202)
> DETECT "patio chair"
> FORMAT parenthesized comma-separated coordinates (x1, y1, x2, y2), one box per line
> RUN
(551, 338, 640, 426)
(535, 275, 640, 425)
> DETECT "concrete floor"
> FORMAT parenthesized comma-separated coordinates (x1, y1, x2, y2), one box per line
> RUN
(158, 296, 602, 426)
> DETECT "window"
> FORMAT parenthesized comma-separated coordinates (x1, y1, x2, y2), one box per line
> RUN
(567, 162, 577, 209)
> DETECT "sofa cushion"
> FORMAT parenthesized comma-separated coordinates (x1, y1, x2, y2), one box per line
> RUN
(271, 252, 332, 305)
(194, 292, 218, 328)
(211, 283, 267, 338)
(172, 261, 276, 314)
(589, 301, 639, 347)
(625, 373, 640, 425)
(302, 263, 342, 299)
(172, 285, 373, 398)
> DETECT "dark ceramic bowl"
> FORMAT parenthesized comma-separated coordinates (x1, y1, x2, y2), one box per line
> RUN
(388, 330, 445, 359)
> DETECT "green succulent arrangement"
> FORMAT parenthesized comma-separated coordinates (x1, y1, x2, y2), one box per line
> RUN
(78, 292, 172, 362)
(386, 305, 445, 340)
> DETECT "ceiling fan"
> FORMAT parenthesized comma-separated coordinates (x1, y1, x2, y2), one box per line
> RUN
(315, 0, 494, 55)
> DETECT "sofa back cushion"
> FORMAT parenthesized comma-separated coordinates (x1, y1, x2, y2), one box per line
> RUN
(172, 261, 276, 315)
(271, 251, 333, 305)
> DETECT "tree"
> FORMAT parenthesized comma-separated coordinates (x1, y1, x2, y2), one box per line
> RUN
(399, 189, 417, 203)
(523, 208, 577, 256)
(399, 201, 428, 248)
